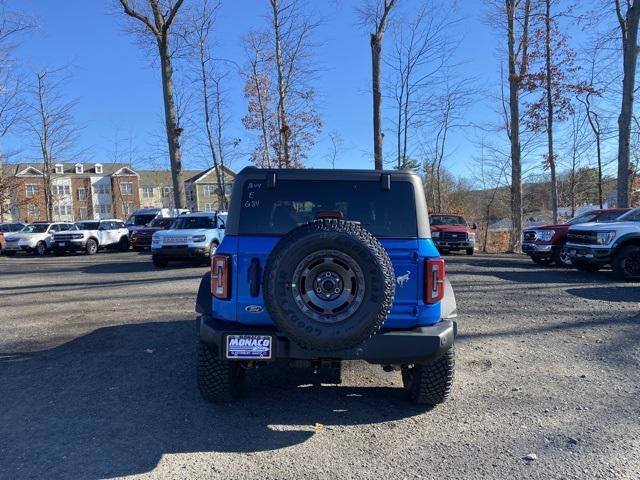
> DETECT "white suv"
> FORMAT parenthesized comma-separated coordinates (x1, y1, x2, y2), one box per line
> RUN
(2, 222, 75, 256)
(53, 219, 130, 255)
(566, 207, 640, 281)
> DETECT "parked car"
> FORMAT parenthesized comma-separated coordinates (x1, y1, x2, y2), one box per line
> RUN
(130, 217, 175, 251)
(429, 213, 477, 255)
(125, 207, 189, 236)
(151, 211, 226, 267)
(566, 206, 640, 281)
(195, 167, 457, 405)
(2, 222, 75, 256)
(522, 208, 630, 267)
(0, 222, 25, 252)
(52, 219, 130, 255)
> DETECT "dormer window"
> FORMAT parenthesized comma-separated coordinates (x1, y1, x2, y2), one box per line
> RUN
(54, 164, 64, 174)
(95, 163, 103, 174)
(75, 163, 83, 174)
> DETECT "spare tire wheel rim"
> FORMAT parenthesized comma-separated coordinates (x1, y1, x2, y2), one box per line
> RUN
(291, 249, 365, 324)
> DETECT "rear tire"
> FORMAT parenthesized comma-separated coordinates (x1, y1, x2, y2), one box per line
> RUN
(466, 248, 474, 256)
(197, 341, 244, 403)
(612, 244, 640, 282)
(574, 260, 601, 273)
(402, 348, 455, 406)
(531, 255, 553, 266)
(85, 239, 98, 255)
(152, 255, 168, 268)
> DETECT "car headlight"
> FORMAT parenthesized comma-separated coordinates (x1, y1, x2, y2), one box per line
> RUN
(596, 231, 616, 245)
(72, 234, 84, 239)
(468, 233, 476, 240)
(192, 235, 207, 243)
(536, 230, 554, 242)
(432, 231, 440, 239)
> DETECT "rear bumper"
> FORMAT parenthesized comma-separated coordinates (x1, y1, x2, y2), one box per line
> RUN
(566, 244, 612, 265)
(197, 314, 457, 365)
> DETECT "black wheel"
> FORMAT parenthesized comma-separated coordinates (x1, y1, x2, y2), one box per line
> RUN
(34, 241, 47, 256)
(466, 248, 474, 256)
(574, 260, 601, 273)
(197, 341, 244, 403)
(402, 348, 455, 406)
(118, 236, 130, 252)
(553, 242, 573, 268)
(531, 255, 553, 266)
(85, 239, 98, 255)
(152, 255, 168, 268)
(263, 218, 395, 352)
(3, 250, 16, 256)
(209, 240, 219, 257)
(612, 244, 640, 282)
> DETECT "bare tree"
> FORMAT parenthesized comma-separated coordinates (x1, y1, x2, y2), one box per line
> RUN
(503, 0, 532, 252)
(388, 2, 454, 169)
(359, 0, 398, 170)
(190, 0, 229, 210)
(242, 1, 321, 168)
(614, 0, 640, 208)
(117, 0, 187, 208)
(242, 32, 276, 168)
(25, 69, 79, 222)
(327, 131, 344, 169)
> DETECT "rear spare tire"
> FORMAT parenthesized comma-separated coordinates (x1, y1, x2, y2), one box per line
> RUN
(263, 219, 395, 352)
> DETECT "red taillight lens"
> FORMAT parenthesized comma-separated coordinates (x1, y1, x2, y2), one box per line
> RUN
(425, 258, 445, 303)
(211, 254, 231, 299)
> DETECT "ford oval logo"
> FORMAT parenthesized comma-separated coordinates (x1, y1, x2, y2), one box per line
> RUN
(245, 305, 263, 313)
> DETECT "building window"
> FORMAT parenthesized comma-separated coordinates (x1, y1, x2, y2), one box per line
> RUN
(55, 185, 71, 195)
(95, 164, 103, 174)
(124, 202, 135, 215)
(95, 184, 110, 195)
(162, 186, 173, 197)
(203, 184, 216, 196)
(77, 188, 87, 201)
(54, 205, 72, 216)
(186, 189, 194, 202)
(204, 203, 215, 212)
(120, 182, 133, 195)
(27, 204, 39, 216)
(75, 164, 84, 174)
(26, 184, 39, 197)
(78, 207, 88, 219)
(142, 185, 154, 198)
(98, 204, 112, 215)
(54, 164, 64, 174)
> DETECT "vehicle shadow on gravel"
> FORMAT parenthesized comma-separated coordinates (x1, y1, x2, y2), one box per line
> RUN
(566, 286, 640, 302)
(0, 320, 425, 480)
(84, 260, 208, 275)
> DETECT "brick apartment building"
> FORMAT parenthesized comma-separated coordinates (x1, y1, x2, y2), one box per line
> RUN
(0, 162, 234, 223)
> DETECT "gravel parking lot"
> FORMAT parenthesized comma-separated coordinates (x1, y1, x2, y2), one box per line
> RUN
(1, 251, 639, 480)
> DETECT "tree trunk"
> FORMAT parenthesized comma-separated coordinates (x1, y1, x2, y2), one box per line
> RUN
(617, 0, 640, 208)
(272, 0, 290, 168)
(371, 33, 383, 170)
(507, 0, 523, 252)
(158, 39, 185, 209)
(545, 0, 558, 223)
(596, 132, 603, 208)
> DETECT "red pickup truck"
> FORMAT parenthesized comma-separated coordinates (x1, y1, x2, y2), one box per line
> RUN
(522, 208, 630, 267)
(429, 213, 477, 255)
(130, 217, 175, 251)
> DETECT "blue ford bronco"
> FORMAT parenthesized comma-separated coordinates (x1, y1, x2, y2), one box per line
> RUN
(195, 168, 458, 405)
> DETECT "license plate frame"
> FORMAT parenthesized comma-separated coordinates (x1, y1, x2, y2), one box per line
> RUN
(225, 334, 273, 360)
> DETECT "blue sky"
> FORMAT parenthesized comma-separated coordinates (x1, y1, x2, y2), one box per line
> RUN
(8, 0, 613, 181)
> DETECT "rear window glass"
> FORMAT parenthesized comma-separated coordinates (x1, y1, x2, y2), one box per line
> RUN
(238, 179, 417, 237)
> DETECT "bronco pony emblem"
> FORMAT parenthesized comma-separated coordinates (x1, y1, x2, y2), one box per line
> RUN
(396, 270, 411, 287)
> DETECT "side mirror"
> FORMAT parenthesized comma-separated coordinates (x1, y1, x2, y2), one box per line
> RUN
(219, 223, 225, 229)
(472, 223, 478, 230)
(98, 226, 106, 231)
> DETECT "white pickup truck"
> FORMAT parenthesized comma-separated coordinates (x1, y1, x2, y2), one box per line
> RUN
(566, 207, 640, 281)
(52, 219, 130, 255)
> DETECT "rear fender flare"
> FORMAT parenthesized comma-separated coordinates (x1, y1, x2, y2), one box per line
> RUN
(441, 277, 457, 319)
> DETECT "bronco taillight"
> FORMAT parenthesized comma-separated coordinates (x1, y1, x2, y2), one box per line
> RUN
(211, 254, 231, 299)
(425, 258, 445, 303)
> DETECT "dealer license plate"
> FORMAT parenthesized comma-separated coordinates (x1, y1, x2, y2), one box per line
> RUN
(59, 242, 66, 246)
(225, 334, 272, 360)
